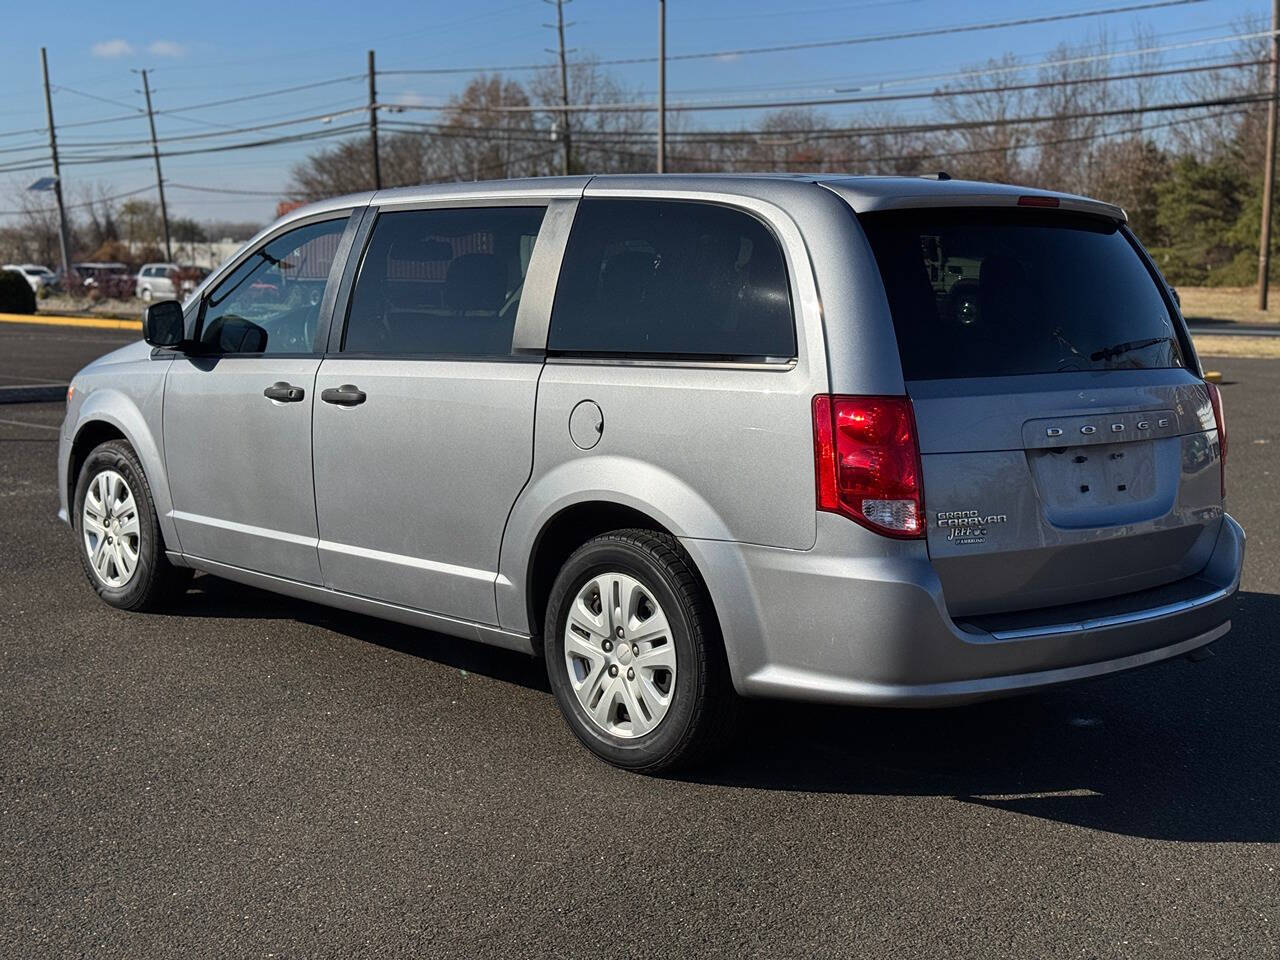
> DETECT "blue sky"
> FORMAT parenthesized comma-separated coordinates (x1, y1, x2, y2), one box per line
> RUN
(0, 0, 1267, 224)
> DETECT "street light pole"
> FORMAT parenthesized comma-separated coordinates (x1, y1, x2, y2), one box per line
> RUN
(40, 47, 72, 285)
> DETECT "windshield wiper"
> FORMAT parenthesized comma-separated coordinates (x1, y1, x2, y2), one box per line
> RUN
(1089, 336, 1171, 362)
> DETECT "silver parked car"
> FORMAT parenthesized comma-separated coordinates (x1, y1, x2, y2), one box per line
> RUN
(57, 175, 1244, 771)
(136, 263, 206, 302)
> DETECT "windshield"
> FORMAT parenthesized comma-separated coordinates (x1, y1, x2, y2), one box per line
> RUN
(858, 208, 1185, 380)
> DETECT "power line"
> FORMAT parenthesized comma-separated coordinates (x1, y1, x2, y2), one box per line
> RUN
(168, 182, 285, 196)
(54, 107, 369, 149)
(601, 91, 1277, 140)
(0, 23, 1262, 147)
(373, 91, 1267, 156)
(0, 123, 369, 174)
(0, 74, 367, 140)
(0, 183, 155, 217)
(379, 0, 1211, 74)
(376, 90, 1274, 145)
(53, 84, 145, 114)
(676, 105, 1256, 166)
(378, 55, 1268, 116)
(5, 83, 1264, 177)
(153, 74, 366, 117)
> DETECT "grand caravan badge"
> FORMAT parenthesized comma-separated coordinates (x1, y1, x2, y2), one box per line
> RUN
(936, 509, 1008, 545)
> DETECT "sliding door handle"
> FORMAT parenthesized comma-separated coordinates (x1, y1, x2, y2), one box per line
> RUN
(321, 384, 367, 406)
(263, 381, 305, 402)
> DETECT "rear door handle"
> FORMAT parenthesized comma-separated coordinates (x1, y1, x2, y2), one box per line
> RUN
(263, 381, 305, 402)
(321, 384, 367, 406)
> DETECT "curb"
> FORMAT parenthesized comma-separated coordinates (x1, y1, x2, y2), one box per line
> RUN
(0, 313, 141, 331)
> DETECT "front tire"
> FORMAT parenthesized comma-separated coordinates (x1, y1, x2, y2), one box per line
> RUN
(544, 529, 736, 773)
(73, 439, 191, 610)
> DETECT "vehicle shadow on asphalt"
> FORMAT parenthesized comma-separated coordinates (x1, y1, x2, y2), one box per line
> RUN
(696, 590, 1280, 844)
(182, 573, 552, 693)
(182, 575, 1276, 843)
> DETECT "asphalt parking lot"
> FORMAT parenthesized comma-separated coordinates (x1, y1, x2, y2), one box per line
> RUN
(1, 322, 1277, 959)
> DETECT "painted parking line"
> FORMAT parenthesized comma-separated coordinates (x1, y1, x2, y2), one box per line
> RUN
(0, 415, 60, 431)
(0, 313, 141, 331)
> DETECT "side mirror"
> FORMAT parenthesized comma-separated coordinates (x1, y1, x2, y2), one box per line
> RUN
(143, 299, 185, 347)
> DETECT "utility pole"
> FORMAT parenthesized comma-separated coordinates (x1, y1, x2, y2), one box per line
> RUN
(39, 48, 72, 286)
(368, 49, 382, 190)
(1259, 0, 1279, 310)
(657, 0, 666, 173)
(547, 0, 573, 176)
(137, 69, 172, 262)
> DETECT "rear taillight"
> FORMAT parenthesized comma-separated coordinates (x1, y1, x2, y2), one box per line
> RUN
(1206, 381, 1227, 499)
(812, 395, 924, 538)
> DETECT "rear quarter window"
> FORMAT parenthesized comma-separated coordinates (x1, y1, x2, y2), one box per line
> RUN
(858, 208, 1185, 380)
(549, 198, 795, 360)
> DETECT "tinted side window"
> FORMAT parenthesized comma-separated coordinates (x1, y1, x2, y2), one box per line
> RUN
(549, 199, 795, 359)
(201, 218, 346, 355)
(343, 206, 547, 357)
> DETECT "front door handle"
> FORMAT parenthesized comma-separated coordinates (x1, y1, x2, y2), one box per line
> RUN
(263, 381, 305, 402)
(321, 384, 367, 406)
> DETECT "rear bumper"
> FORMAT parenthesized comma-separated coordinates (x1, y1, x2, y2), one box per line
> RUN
(681, 512, 1244, 707)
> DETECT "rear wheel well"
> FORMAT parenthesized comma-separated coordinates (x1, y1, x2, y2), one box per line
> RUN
(527, 502, 679, 648)
(68, 421, 127, 506)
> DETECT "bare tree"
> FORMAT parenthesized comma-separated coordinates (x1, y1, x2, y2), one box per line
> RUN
(939, 54, 1033, 184)
(531, 58, 651, 173)
(435, 74, 553, 181)
(0, 187, 63, 266)
(76, 182, 121, 253)
(288, 132, 441, 201)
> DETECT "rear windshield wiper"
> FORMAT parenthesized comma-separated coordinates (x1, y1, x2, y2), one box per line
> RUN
(1089, 336, 1171, 362)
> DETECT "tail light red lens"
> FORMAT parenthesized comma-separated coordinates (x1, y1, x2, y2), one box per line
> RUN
(1206, 380, 1227, 499)
(813, 395, 924, 538)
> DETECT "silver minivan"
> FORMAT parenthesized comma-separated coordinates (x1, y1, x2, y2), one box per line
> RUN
(58, 175, 1244, 771)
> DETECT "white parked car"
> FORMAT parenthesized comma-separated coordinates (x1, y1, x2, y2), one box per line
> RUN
(3, 263, 55, 293)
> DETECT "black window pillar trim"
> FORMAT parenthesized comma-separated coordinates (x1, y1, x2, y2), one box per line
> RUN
(324, 204, 378, 355)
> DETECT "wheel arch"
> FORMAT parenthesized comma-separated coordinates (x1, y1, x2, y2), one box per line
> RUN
(498, 458, 733, 646)
(523, 501, 667, 648)
(67, 390, 179, 553)
(67, 419, 128, 508)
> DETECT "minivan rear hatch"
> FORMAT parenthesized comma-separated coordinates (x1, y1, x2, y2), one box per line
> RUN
(855, 204, 1223, 617)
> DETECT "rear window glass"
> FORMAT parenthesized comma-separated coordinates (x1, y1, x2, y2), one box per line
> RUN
(858, 209, 1185, 380)
(549, 198, 795, 359)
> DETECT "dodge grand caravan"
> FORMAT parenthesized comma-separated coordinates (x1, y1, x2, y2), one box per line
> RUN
(58, 175, 1244, 772)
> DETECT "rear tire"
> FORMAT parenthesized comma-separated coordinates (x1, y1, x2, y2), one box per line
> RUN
(73, 439, 191, 611)
(544, 528, 736, 773)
